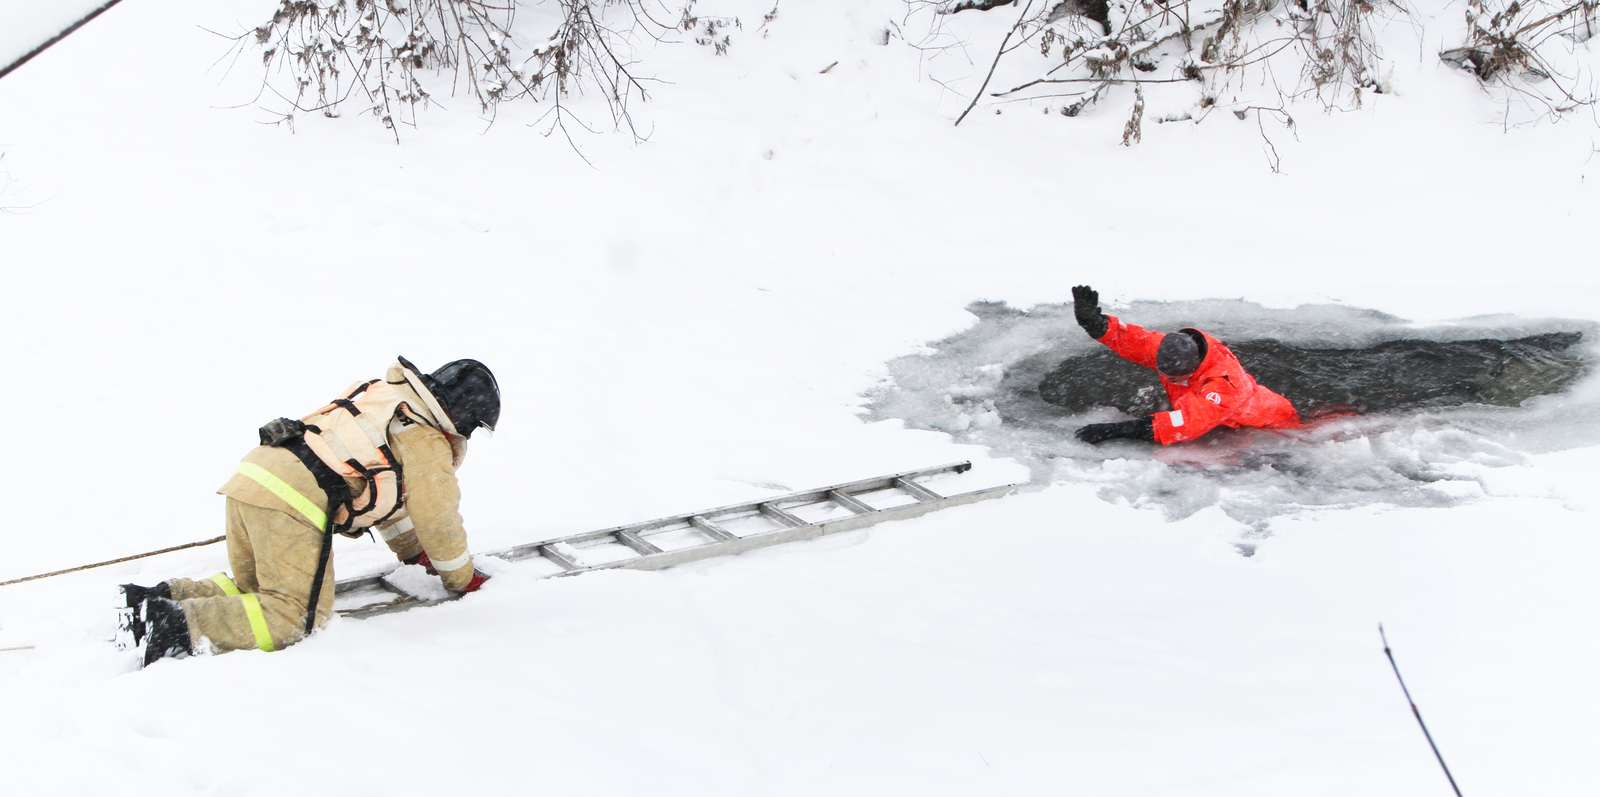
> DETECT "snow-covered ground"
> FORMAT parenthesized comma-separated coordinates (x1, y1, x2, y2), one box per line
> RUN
(1, 0, 1596, 794)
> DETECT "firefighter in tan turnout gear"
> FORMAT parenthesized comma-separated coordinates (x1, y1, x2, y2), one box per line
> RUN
(117, 357, 500, 666)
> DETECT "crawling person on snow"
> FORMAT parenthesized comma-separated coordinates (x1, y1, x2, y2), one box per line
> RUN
(116, 357, 500, 667)
(1070, 285, 1301, 446)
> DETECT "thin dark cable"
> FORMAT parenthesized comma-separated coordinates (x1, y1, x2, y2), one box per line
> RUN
(0, 0, 130, 83)
(1380, 624, 1465, 797)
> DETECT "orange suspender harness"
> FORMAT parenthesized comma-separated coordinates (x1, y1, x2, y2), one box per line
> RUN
(258, 375, 439, 634)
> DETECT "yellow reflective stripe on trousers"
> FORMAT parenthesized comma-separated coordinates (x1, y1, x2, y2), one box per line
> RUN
(237, 594, 276, 652)
(208, 573, 241, 596)
(235, 462, 328, 530)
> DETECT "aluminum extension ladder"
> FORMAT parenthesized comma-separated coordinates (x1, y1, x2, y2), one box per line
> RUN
(335, 461, 1017, 618)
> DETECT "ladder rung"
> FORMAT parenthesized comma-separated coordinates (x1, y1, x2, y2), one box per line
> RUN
(827, 489, 874, 514)
(892, 477, 943, 502)
(759, 503, 806, 528)
(616, 529, 663, 556)
(540, 543, 581, 571)
(690, 515, 737, 541)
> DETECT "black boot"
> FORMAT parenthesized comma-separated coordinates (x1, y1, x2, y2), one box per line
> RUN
(141, 598, 193, 667)
(115, 582, 172, 651)
(120, 582, 173, 608)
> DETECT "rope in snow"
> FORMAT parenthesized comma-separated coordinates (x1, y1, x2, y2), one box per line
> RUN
(1380, 624, 1465, 797)
(0, 536, 225, 588)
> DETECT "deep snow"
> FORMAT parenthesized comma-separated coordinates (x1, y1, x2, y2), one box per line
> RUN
(1, 0, 1597, 794)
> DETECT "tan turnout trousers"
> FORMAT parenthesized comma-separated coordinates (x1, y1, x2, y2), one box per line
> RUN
(167, 498, 334, 653)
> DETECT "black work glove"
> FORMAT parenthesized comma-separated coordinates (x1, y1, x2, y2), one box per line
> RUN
(1075, 418, 1156, 445)
(1072, 285, 1109, 339)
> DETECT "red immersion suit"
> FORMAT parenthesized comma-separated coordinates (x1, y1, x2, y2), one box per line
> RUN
(1096, 316, 1302, 445)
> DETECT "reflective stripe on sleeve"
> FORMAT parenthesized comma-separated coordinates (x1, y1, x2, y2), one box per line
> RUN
(1168, 410, 1185, 428)
(238, 594, 276, 653)
(430, 551, 471, 573)
(378, 515, 414, 542)
(235, 462, 328, 530)
(208, 573, 241, 596)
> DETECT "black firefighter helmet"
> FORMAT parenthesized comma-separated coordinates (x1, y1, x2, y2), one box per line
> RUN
(401, 356, 501, 437)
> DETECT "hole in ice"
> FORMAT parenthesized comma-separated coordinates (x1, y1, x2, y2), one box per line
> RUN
(865, 298, 1599, 533)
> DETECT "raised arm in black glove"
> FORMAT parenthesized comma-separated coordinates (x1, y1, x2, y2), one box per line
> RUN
(1072, 285, 1109, 339)
(1075, 418, 1156, 445)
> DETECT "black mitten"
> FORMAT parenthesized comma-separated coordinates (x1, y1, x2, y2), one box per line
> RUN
(1072, 285, 1108, 339)
(1075, 418, 1156, 445)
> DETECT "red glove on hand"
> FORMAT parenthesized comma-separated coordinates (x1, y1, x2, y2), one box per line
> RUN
(403, 552, 439, 575)
(456, 571, 489, 594)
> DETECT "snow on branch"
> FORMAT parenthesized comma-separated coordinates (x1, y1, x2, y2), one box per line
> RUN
(226, 0, 745, 140)
(944, 0, 1397, 128)
(1441, 0, 1599, 120)
(934, 0, 1598, 136)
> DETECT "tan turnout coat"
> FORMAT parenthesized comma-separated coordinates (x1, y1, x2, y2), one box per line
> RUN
(168, 363, 477, 654)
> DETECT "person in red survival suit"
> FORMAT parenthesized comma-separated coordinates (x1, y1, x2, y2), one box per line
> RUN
(1070, 285, 1302, 445)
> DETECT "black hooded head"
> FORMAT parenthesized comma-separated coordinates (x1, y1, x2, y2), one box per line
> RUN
(1156, 330, 1206, 378)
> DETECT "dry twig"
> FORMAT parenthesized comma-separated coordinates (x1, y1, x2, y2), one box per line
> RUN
(226, 0, 734, 140)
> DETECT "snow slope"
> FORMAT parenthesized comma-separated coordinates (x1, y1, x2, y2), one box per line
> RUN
(0, 0, 1596, 794)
